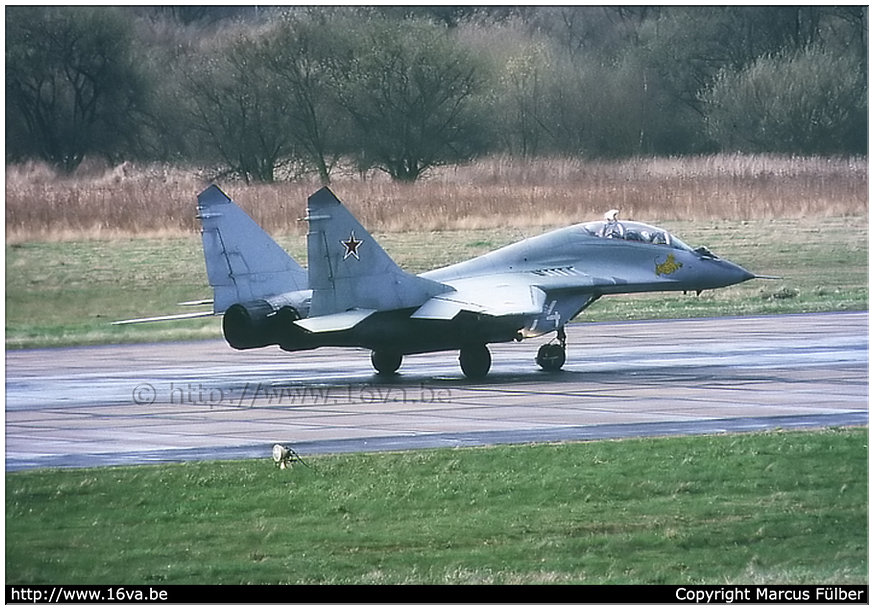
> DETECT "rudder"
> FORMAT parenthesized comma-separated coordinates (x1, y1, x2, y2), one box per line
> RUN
(305, 187, 447, 317)
(198, 185, 307, 313)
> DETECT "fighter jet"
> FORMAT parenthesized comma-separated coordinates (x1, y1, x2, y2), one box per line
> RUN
(119, 185, 755, 378)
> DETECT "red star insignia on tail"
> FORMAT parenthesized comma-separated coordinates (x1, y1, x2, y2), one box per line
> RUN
(340, 231, 363, 260)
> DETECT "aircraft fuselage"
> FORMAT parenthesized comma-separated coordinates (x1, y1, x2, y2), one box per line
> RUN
(270, 221, 753, 356)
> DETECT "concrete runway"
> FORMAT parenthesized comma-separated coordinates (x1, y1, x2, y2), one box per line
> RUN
(5, 312, 868, 471)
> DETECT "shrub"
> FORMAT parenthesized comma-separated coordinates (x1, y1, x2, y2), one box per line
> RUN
(701, 46, 867, 155)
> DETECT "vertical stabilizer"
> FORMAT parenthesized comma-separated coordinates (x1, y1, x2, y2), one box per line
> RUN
(197, 185, 307, 313)
(305, 187, 447, 316)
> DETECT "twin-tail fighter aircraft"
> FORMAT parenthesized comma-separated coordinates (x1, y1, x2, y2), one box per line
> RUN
(118, 186, 756, 378)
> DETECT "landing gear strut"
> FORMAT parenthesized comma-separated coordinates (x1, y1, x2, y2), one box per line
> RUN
(459, 344, 491, 379)
(371, 350, 402, 375)
(536, 326, 567, 372)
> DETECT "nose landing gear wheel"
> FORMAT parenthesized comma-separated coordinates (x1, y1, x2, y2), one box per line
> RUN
(371, 350, 402, 375)
(536, 343, 566, 371)
(537, 326, 567, 372)
(459, 345, 491, 379)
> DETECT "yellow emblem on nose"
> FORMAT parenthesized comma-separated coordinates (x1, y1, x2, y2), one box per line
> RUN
(655, 253, 683, 276)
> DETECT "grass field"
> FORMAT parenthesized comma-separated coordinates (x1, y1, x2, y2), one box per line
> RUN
(6, 154, 867, 348)
(5, 154, 867, 348)
(5, 216, 867, 348)
(6, 428, 867, 585)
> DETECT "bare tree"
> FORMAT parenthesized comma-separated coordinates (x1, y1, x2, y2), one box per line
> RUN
(6, 6, 148, 172)
(261, 13, 345, 184)
(330, 17, 487, 182)
(180, 30, 297, 183)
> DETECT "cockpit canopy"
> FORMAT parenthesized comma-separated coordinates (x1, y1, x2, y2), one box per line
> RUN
(581, 220, 693, 252)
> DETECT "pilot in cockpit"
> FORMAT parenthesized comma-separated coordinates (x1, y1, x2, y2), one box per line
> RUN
(590, 210, 676, 248)
(600, 209, 625, 239)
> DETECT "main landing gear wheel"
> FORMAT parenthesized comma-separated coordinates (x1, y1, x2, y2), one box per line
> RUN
(459, 344, 491, 379)
(371, 350, 402, 375)
(536, 326, 567, 372)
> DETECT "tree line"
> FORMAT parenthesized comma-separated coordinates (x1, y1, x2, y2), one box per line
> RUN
(6, 6, 868, 183)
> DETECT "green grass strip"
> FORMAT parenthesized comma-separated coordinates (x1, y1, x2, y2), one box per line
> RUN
(6, 428, 867, 584)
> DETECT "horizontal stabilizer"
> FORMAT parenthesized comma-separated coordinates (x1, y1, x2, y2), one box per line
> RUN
(294, 309, 376, 333)
(178, 299, 214, 307)
(113, 311, 215, 325)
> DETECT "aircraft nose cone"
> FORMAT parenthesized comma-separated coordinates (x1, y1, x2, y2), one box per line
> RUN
(693, 255, 756, 290)
(716, 259, 755, 287)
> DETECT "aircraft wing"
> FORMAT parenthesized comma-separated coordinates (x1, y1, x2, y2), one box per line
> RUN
(411, 275, 547, 320)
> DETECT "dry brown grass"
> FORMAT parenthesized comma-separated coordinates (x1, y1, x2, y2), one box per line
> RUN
(5, 155, 867, 242)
